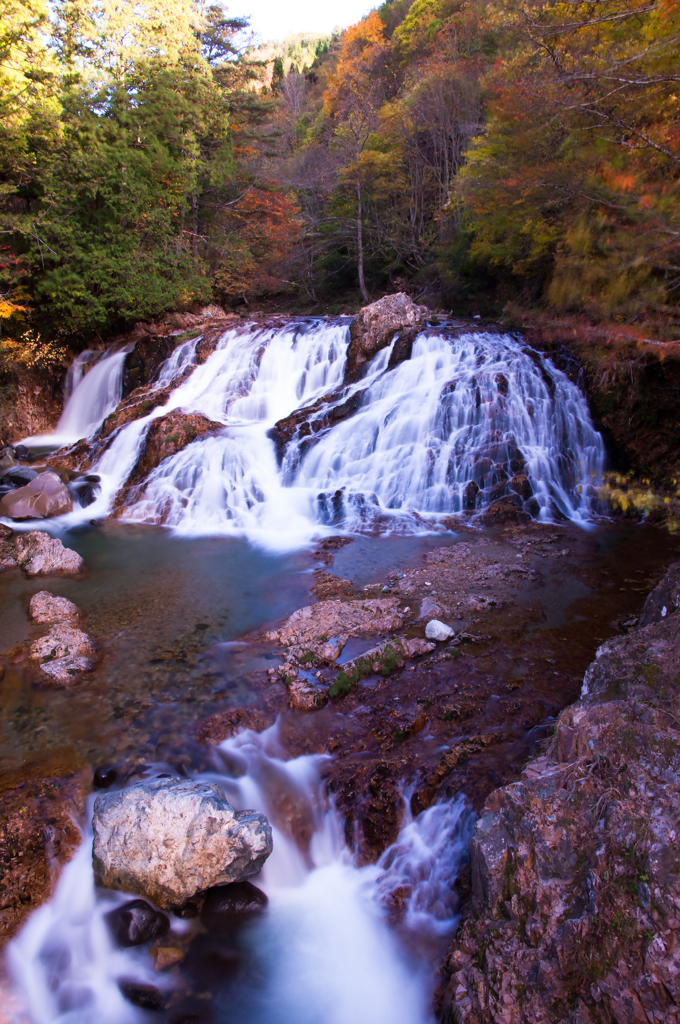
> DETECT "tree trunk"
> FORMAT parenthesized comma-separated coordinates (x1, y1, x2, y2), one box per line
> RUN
(356, 178, 369, 303)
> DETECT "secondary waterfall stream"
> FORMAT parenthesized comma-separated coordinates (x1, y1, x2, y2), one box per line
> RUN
(26, 319, 606, 545)
(8, 724, 472, 1024)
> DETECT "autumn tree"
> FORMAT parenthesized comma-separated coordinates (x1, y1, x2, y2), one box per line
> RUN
(323, 12, 395, 301)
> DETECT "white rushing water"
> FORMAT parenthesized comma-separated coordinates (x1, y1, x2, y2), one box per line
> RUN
(20, 319, 606, 543)
(7, 724, 473, 1024)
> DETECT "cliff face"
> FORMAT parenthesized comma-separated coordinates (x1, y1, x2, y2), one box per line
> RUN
(439, 564, 680, 1024)
(0, 371, 64, 442)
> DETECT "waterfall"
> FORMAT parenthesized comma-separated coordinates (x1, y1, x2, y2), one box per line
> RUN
(55, 348, 131, 443)
(32, 319, 606, 540)
(6, 724, 473, 1024)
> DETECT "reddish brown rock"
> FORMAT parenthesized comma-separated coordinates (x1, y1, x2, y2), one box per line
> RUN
(439, 563, 680, 1024)
(114, 410, 223, 509)
(0, 472, 72, 520)
(0, 768, 89, 945)
(29, 591, 80, 623)
(475, 492, 531, 526)
(14, 531, 84, 576)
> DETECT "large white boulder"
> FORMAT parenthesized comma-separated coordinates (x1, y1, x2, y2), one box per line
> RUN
(92, 777, 273, 910)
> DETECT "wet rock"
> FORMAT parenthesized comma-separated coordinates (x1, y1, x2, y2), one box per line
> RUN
(287, 679, 329, 711)
(29, 591, 80, 624)
(0, 471, 72, 519)
(475, 492, 532, 526)
(150, 945, 185, 971)
(29, 624, 98, 685)
(118, 979, 164, 1011)
(93, 766, 119, 789)
(425, 619, 454, 641)
(266, 597, 408, 657)
(200, 880, 268, 932)
(1, 466, 38, 486)
(346, 293, 428, 382)
(439, 562, 680, 1024)
(14, 531, 84, 575)
(638, 561, 680, 626)
(30, 624, 96, 662)
(0, 445, 16, 470)
(114, 410, 223, 509)
(92, 777, 273, 910)
(106, 899, 170, 947)
(508, 473, 533, 501)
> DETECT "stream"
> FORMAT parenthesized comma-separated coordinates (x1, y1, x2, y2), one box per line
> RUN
(2, 317, 679, 1023)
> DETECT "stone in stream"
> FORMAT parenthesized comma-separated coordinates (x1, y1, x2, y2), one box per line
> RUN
(106, 899, 170, 947)
(29, 623, 98, 685)
(200, 880, 268, 932)
(346, 292, 429, 382)
(425, 619, 454, 641)
(14, 531, 84, 575)
(0, 471, 73, 519)
(92, 777, 273, 910)
(29, 590, 80, 623)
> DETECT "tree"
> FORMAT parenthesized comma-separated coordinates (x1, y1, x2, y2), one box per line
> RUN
(323, 12, 394, 301)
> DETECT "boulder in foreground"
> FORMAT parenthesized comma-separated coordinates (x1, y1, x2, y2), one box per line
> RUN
(92, 777, 273, 910)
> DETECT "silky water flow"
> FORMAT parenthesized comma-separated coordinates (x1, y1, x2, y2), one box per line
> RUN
(20, 319, 606, 545)
(7, 724, 473, 1024)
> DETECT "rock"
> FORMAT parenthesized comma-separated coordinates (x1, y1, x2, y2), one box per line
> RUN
(346, 293, 429, 382)
(0, 522, 16, 570)
(30, 624, 96, 662)
(0, 445, 16, 470)
(29, 623, 98, 685)
(200, 880, 268, 932)
(29, 591, 80, 623)
(475, 492, 532, 526)
(639, 562, 680, 626)
(1, 466, 38, 486)
(267, 597, 408, 657)
(287, 679, 329, 711)
(93, 766, 119, 789)
(425, 619, 454, 641)
(508, 473, 533, 501)
(105, 899, 170, 948)
(118, 979, 164, 1011)
(439, 562, 680, 1024)
(0, 471, 73, 519)
(14, 531, 84, 575)
(150, 945, 185, 971)
(113, 409, 224, 512)
(92, 777, 273, 910)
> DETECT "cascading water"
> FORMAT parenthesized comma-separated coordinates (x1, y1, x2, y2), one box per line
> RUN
(7, 724, 473, 1024)
(55, 347, 131, 443)
(35, 319, 606, 541)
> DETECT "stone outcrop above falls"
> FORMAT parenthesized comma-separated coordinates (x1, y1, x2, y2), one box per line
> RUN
(346, 292, 429, 382)
(439, 562, 680, 1024)
(92, 777, 273, 910)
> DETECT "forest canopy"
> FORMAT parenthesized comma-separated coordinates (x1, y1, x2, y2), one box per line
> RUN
(1, 0, 678, 344)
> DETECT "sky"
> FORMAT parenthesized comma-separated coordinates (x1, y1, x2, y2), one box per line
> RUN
(231, 0, 378, 43)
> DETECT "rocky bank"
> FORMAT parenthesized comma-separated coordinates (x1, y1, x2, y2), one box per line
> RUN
(439, 562, 680, 1024)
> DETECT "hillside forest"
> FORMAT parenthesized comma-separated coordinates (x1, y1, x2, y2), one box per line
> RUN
(1, 0, 679, 364)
